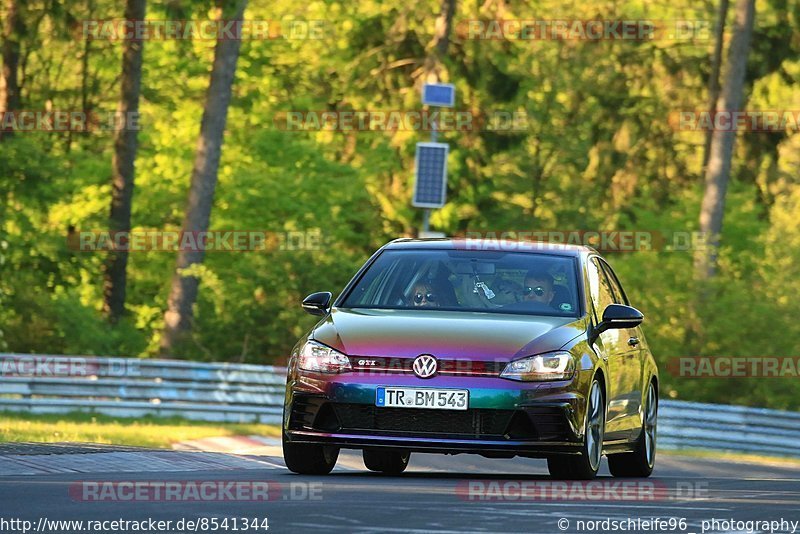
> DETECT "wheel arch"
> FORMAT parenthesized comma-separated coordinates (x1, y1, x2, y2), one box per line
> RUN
(593, 368, 607, 403)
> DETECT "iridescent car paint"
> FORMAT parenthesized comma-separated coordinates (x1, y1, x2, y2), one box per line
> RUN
(282, 239, 658, 480)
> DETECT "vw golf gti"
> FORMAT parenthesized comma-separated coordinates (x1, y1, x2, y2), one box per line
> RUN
(282, 238, 658, 479)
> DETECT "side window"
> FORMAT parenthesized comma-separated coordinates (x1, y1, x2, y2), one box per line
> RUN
(349, 257, 414, 306)
(587, 258, 616, 324)
(599, 260, 629, 306)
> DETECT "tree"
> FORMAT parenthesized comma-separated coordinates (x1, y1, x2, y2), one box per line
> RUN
(694, 0, 756, 280)
(103, 0, 146, 322)
(702, 0, 730, 172)
(0, 0, 23, 141)
(423, 0, 456, 81)
(160, 0, 248, 355)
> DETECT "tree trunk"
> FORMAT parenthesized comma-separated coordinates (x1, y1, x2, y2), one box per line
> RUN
(0, 0, 23, 141)
(694, 0, 756, 281)
(702, 0, 730, 171)
(160, 0, 247, 355)
(103, 0, 146, 322)
(422, 0, 457, 82)
(434, 0, 456, 58)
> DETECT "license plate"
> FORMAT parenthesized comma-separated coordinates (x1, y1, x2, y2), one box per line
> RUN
(376, 387, 469, 410)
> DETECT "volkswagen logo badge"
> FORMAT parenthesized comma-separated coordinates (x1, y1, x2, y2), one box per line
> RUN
(412, 354, 438, 378)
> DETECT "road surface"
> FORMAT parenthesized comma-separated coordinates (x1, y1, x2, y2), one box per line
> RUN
(1, 443, 799, 533)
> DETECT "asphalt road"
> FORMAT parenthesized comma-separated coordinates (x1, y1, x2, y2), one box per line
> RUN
(2, 446, 800, 534)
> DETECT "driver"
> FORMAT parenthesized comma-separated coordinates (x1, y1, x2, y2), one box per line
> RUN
(521, 269, 555, 306)
(410, 281, 440, 308)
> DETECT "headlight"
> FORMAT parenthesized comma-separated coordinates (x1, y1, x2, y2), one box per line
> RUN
(500, 351, 575, 381)
(298, 340, 352, 373)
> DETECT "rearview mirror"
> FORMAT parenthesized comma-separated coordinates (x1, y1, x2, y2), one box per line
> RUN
(453, 261, 496, 275)
(593, 304, 644, 338)
(302, 291, 332, 316)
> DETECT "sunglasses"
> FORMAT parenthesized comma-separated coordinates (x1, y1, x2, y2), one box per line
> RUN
(523, 286, 546, 297)
(413, 292, 437, 304)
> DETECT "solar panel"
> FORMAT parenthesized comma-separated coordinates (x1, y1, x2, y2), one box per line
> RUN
(412, 142, 449, 208)
(422, 83, 455, 107)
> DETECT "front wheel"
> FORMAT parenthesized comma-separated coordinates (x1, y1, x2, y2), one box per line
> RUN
(363, 448, 410, 475)
(548, 378, 605, 480)
(608, 381, 657, 478)
(282, 432, 339, 475)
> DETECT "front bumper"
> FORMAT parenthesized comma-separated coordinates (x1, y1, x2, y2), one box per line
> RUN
(284, 372, 588, 456)
(285, 429, 583, 456)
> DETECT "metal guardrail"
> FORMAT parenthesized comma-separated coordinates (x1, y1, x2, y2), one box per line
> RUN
(658, 399, 800, 457)
(1, 353, 799, 458)
(0, 354, 285, 424)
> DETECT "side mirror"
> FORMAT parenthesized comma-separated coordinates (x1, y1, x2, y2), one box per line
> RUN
(593, 304, 644, 338)
(302, 291, 332, 316)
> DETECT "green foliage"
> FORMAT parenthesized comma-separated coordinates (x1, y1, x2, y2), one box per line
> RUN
(0, 0, 799, 408)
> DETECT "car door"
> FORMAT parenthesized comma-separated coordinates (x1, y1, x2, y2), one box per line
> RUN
(598, 259, 643, 435)
(586, 256, 630, 441)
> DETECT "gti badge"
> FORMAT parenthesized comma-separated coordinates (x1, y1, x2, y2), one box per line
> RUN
(412, 354, 438, 378)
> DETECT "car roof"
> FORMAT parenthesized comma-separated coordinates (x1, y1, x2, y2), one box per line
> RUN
(383, 238, 597, 258)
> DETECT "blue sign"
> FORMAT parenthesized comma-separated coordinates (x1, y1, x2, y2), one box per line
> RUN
(422, 83, 455, 107)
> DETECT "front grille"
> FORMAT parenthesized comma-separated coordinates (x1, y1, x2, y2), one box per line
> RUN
(333, 403, 515, 438)
(347, 356, 505, 377)
(290, 396, 572, 441)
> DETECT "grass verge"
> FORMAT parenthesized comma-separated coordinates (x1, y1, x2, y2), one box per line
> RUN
(0, 411, 281, 449)
(661, 448, 800, 467)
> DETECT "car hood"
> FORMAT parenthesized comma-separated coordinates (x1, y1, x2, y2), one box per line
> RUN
(311, 308, 586, 361)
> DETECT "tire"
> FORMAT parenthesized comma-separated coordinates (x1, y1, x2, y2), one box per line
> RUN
(282, 431, 339, 475)
(608, 381, 657, 478)
(547, 378, 605, 480)
(363, 449, 410, 475)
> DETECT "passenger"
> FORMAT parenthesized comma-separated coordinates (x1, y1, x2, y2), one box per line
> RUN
(521, 269, 555, 306)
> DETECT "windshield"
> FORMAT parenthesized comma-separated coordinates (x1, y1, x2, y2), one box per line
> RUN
(341, 249, 581, 317)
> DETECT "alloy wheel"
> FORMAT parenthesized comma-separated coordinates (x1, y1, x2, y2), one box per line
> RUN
(586, 380, 605, 470)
